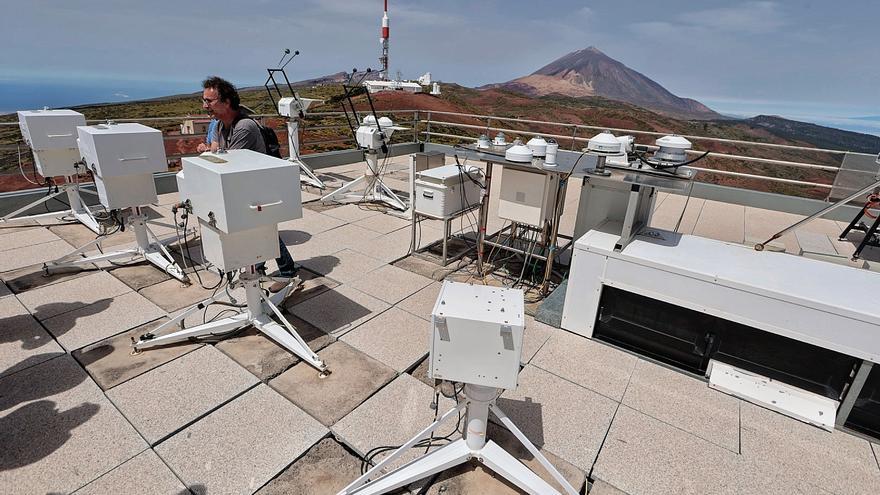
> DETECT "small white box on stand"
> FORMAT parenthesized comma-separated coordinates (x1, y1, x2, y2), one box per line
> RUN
(497, 168, 558, 228)
(429, 281, 525, 390)
(77, 123, 167, 209)
(414, 164, 481, 218)
(17, 109, 87, 177)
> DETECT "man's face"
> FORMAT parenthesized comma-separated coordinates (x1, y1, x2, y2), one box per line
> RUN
(202, 87, 228, 117)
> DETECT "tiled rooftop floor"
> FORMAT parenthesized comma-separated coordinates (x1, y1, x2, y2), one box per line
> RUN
(1, 155, 878, 494)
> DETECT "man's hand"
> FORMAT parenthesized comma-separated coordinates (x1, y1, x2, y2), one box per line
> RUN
(197, 143, 209, 153)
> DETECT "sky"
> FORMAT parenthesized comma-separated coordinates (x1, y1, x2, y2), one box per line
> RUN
(2, 1, 879, 132)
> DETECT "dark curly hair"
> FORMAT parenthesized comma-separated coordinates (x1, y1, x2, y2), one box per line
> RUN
(202, 76, 240, 110)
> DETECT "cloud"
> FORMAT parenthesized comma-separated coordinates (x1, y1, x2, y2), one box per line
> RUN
(113, 92, 130, 98)
(679, 1, 786, 34)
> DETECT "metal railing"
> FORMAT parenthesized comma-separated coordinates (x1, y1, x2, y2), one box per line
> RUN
(2, 108, 875, 196)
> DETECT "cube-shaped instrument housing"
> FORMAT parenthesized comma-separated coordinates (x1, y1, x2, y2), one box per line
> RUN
(429, 281, 525, 390)
(77, 123, 167, 209)
(277, 96, 321, 117)
(17, 109, 87, 177)
(178, 149, 302, 271)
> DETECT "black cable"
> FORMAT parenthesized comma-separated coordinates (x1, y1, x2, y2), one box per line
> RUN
(636, 149, 710, 171)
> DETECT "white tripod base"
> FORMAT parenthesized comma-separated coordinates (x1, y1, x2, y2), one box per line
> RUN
(133, 268, 328, 374)
(296, 159, 326, 189)
(338, 384, 578, 495)
(320, 151, 407, 211)
(43, 207, 189, 283)
(1, 182, 102, 234)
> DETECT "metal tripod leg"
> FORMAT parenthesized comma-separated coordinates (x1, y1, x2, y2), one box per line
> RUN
(321, 175, 367, 204)
(852, 213, 880, 260)
(258, 296, 327, 373)
(297, 160, 326, 189)
(134, 313, 250, 349)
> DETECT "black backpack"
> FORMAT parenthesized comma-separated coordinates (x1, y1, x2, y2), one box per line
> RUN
(249, 118, 283, 158)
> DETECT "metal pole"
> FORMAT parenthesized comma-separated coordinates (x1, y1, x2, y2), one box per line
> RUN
(755, 178, 880, 250)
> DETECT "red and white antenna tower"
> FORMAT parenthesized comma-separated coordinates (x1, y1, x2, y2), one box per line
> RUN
(379, 0, 389, 80)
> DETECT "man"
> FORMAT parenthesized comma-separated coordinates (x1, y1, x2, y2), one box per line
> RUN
(201, 76, 297, 292)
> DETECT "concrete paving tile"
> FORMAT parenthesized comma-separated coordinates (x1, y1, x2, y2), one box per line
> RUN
(0, 281, 9, 298)
(393, 253, 474, 281)
(0, 226, 61, 251)
(795, 230, 837, 255)
(622, 360, 741, 452)
(49, 222, 136, 249)
(0, 239, 75, 272)
(155, 384, 327, 495)
(349, 225, 418, 263)
(215, 313, 333, 381)
(341, 307, 430, 372)
(270, 341, 396, 426)
(333, 373, 451, 467)
(107, 261, 173, 291)
(396, 281, 443, 320)
(280, 209, 346, 235)
(0, 218, 40, 234)
(589, 479, 630, 494)
(17, 271, 132, 321)
(410, 422, 586, 495)
(279, 269, 340, 309)
(349, 263, 433, 304)
(139, 276, 219, 313)
(0, 260, 95, 294)
(592, 405, 738, 495)
(254, 438, 362, 495)
(531, 331, 639, 401)
(290, 285, 390, 336)
(72, 448, 187, 495)
(499, 365, 618, 471)
(108, 345, 259, 445)
(649, 195, 704, 234)
(0, 296, 64, 378)
(0, 355, 147, 494)
(354, 212, 412, 234)
(692, 200, 745, 244)
(299, 248, 385, 284)
(521, 315, 555, 365)
(72, 317, 203, 391)
(42, 290, 166, 351)
(323, 204, 385, 223)
(739, 401, 880, 495)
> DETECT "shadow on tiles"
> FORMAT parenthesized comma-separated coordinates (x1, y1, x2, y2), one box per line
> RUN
(0, 354, 101, 412)
(0, 399, 100, 470)
(30, 298, 113, 336)
(494, 396, 546, 459)
(279, 229, 312, 247)
(0, 313, 51, 350)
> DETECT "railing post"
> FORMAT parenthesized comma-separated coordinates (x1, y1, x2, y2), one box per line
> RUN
(425, 111, 432, 144)
(413, 110, 420, 143)
(570, 125, 579, 151)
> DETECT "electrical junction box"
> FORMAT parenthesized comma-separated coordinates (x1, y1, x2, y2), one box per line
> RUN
(76, 123, 166, 209)
(179, 149, 302, 234)
(497, 167, 559, 228)
(17, 109, 86, 177)
(414, 164, 482, 218)
(429, 281, 525, 390)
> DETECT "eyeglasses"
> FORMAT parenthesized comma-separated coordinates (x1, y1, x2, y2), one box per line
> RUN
(202, 97, 219, 105)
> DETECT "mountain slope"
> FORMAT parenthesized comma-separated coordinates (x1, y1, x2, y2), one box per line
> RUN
(485, 47, 720, 121)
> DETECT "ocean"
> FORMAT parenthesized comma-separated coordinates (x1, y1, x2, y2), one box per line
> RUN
(0, 79, 196, 115)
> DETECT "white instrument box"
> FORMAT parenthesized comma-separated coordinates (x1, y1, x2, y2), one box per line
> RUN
(76, 123, 166, 209)
(414, 164, 482, 218)
(178, 149, 302, 271)
(429, 281, 525, 390)
(17, 109, 86, 177)
(497, 167, 559, 228)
